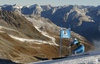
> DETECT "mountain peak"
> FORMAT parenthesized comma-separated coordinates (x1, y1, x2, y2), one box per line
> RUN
(29, 4, 39, 9)
(13, 4, 17, 6)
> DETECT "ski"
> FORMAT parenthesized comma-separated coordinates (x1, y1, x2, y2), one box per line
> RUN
(52, 56, 68, 60)
(68, 53, 89, 58)
(52, 53, 89, 60)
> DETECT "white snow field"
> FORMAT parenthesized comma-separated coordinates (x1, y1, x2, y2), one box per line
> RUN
(28, 48, 100, 64)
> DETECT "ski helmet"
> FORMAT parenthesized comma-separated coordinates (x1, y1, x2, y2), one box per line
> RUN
(74, 38, 77, 40)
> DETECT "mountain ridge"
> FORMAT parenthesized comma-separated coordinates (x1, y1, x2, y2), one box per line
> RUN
(6, 4, 99, 42)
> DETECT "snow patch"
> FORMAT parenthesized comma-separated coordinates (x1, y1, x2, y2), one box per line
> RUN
(9, 35, 56, 45)
(0, 26, 18, 32)
(13, 4, 23, 9)
(0, 31, 4, 33)
(34, 26, 58, 46)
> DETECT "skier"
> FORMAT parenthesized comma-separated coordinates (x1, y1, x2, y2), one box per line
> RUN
(68, 38, 85, 54)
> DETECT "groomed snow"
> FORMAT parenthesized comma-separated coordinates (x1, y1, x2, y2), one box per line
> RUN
(28, 48, 100, 64)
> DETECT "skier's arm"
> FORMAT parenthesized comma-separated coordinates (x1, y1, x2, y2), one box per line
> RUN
(73, 40, 79, 44)
(69, 40, 79, 47)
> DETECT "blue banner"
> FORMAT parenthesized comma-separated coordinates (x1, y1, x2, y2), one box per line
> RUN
(61, 29, 70, 38)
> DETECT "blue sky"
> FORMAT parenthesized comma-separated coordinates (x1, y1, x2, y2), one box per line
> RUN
(0, 0, 100, 6)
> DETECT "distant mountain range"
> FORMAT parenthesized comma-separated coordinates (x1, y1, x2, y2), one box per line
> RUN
(0, 4, 99, 42)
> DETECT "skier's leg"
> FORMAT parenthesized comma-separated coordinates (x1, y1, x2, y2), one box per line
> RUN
(73, 45, 84, 54)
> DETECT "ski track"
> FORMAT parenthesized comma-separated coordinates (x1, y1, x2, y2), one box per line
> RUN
(28, 51, 100, 64)
(28, 48, 100, 64)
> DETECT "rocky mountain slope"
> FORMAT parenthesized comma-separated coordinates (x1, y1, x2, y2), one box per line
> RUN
(0, 6, 95, 63)
(1, 4, 99, 42)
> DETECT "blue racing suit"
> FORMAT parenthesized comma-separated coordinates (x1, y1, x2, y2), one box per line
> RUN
(72, 40, 85, 54)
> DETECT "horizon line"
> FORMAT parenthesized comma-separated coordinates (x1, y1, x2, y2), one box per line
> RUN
(0, 4, 100, 7)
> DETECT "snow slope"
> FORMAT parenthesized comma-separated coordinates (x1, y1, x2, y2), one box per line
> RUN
(28, 48, 100, 64)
